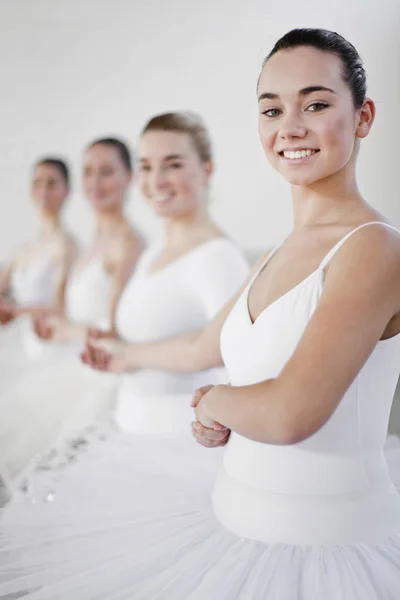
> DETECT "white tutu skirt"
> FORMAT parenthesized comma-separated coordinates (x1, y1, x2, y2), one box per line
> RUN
(0, 317, 42, 380)
(0, 422, 399, 600)
(0, 346, 118, 484)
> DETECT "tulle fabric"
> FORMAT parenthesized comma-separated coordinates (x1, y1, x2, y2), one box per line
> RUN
(0, 352, 118, 485)
(0, 424, 399, 599)
(0, 317, 37, 375)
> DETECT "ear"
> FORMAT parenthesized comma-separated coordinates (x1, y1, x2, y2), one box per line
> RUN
(356, 98, 375, 140)
(203, 159, 214, 180)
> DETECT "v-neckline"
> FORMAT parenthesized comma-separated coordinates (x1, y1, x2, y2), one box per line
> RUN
(146, 237, 226, 278)
(245, 220, 400, 327)
(245, 246, 321, 327)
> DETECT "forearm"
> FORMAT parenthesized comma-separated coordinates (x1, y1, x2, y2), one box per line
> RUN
(123, 330, 209, 373)
(12, 304, 62, 319)
(64, 322, 89, 343)
(205, 381, 295, 445)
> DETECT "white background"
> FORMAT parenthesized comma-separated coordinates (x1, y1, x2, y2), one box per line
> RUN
(0, 0, 399, 259)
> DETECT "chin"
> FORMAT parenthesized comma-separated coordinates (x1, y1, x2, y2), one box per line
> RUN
(153, 207, 178, 218)
(285, 175, 319, 186)
(276, 166, 325, 187)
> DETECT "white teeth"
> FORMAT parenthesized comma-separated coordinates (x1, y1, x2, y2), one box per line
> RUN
(283, 149, 315, 160)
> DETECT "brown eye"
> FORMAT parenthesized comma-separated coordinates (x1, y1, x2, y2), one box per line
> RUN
(306, 102, 329, 112)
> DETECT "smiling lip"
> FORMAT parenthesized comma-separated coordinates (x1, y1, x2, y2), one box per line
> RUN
(279, 148, 320, 163)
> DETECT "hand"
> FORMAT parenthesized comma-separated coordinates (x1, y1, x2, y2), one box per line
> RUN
(87, 327, 118, 343)
(81, 338, 129, 373)
(191, 421, 231, 448)
(191, 385, 231, 448)
(0, 302, 15, 325)
(33, 315, 70, 342)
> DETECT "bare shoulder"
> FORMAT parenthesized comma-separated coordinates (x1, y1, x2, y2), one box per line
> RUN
(109, 225, 145, 267)
(53, 231, 78, 261)
(323, 222, 400, 316)
(11, 240, 36, 266)
(326, 222, 400, 279)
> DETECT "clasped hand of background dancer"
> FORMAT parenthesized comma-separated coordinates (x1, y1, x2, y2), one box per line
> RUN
(81, 335, 231, 449)
(33, 314, 100, 343)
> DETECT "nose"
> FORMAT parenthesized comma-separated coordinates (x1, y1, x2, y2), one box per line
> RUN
(279, 110, 307, 141)
(152, 167, 169, 193)
(86, 172, 101, 193)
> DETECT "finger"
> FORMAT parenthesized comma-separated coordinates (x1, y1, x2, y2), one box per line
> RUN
(99, 351, 107, 371)
(33, 318, 42, 336)
(81, 350, 90, 365)
(87, 341, 98, 364)
(213, 422, 228, 431)
(86, 344, 100, 368)
(191, 422, 229, 442)
(40, 326, 53, 340)
(191, 391, 203, 408)
(191, 385, 213, 407)
(99, 350, 110, 371)
(92, 348, 104, 370)
(192, 430, 228, 447)
(192, 431, 218, 447)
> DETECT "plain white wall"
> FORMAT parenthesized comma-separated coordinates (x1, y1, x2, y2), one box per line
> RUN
(0, 0, 399, 260)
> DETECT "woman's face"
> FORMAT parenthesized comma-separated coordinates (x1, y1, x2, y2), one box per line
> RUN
(257, 46, 371, 187)
(32, 163, 68, 215)
(137, 130, 212, 219)
(83, 144, 132, 213)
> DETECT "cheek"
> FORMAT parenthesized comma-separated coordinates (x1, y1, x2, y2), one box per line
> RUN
(101, 176, 123, 200)
(258, 121, 276, 153)
(171, 171, 194, 195)
(321, 114, 354, 155)
(105, 176, 118, 192)
(82, 177, 92, 194)
(138, 175, 150, 199)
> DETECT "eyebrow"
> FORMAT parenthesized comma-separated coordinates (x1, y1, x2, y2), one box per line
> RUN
(138, 154, 184, 162)
(258, 86, 336, 101)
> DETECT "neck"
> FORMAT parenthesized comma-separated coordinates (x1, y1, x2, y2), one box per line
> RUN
(163, 207, 217, 247)
(291, 165, 367, 230)
(38, 213, 62, 237)
(95, 209, 127, 237)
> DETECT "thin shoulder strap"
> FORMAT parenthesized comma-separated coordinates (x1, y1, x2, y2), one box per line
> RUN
(319, 221, 400, 271)
(248, 245, 279, 286)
